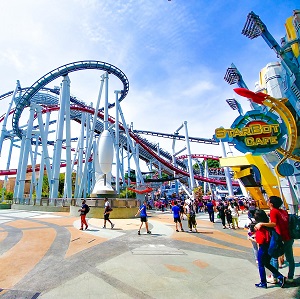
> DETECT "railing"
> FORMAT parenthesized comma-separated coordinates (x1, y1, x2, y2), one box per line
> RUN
(13, 197, 73, 207)
(12, 197, 138, 208)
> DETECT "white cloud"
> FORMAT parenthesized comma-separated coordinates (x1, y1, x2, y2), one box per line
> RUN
(0, 0, 296, 172)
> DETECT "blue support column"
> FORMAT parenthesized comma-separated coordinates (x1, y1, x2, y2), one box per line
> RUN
(16, 104, 36, 202)
(64, 76, 72, 199)
(77, 74, 105, 198)
(36, 109, 52, 186)
(0, 80, 21, 155)
(114, 90, 121, 193)
(74, 113, 86, 198)
(220, 141, 234, 196)
(1, 138, 14, 202)
(14, 135, 26, 202)
(36, 148, 45, 202)
(50, 75, 70, 199)
(29, 138, 39, 201)
(183, 121, 195, 191)
(118, 105, 144, 185)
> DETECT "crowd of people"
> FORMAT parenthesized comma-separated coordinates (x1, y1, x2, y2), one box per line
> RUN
(152, 195, 253, 229)
(150, 194, 296, 289)
(79, 194, 296, 290)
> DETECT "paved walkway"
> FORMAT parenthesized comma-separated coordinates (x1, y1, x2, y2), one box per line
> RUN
(0, 209, 299, 299)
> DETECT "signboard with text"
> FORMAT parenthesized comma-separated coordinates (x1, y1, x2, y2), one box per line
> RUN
(215, 110, 286, 154)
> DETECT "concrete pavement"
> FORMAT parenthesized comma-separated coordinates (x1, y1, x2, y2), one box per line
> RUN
(0, 209, 299, 299)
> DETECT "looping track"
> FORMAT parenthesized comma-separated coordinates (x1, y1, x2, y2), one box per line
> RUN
(12, 60, 129, 138)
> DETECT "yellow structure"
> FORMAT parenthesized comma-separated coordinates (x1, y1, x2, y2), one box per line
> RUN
(285, 15, 299, 58)
(220, 153, 282, 209)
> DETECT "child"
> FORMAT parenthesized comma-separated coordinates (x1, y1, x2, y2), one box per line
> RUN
(253, 209, 285, 288)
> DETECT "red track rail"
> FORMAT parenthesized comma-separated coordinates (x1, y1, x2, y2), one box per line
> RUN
(0, 105, 238, 186)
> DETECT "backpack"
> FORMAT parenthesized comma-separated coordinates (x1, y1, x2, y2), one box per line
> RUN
(289, 214, 300, 239)
(268, 228, 285, 258)
(85, 205, 90, 214)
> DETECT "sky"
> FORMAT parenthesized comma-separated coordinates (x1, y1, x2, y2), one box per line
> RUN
(0, 0, 298, 171)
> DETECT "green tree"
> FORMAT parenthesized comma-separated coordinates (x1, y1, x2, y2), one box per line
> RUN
(203, 159, 220, 169)
(42, 175, 49, 197)
(119, 188, 136, 198)
(58, 173, 65, 197)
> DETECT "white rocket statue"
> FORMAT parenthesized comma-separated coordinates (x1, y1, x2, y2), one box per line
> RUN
(91, 129, 116, 197)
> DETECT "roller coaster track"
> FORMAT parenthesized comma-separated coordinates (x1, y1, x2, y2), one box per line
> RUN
(0, 62, 238, 186)
(0, 101, 237, 186)
(12, 60, 129, 139)
(133, 130, 219, 144)
(177, 154, 221, 160)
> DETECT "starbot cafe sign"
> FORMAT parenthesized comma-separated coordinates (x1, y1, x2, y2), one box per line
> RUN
(214, 110, 286, 154)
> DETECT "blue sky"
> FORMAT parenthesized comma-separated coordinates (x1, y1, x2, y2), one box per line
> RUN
(0, 0, 298, 169)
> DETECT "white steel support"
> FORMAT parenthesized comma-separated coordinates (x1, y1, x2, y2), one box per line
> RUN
(36, 110, 51, 201)
(183, 121, 195, 191)
(135, 143, 141, 186)
(118, 106, 144, 185)
(114, 90, 121, 193)
(77, 75, 105, 198)
(204, 159, 209, 194)
(74, 113, 86, 198)
(1, 138, 14, 201)
(64, 78, 72, 199)
(0, 80, 21, 155)
(50, 75, 70, 199)
(16, 104, 36, 201)
(84, 109, 91, 195)
(120, 145, 125, 186)
(14, 135, 26, 201)
(104, 72, 109, 130)
(127, 137, 131, 188)
(29, 138, 39, 201)
(35, 107, 52, 185)
(157, 144, 161, 178)
(220, 141, 234, 196)
(172, 139, 178, 196)
(36, 149, 45, 201)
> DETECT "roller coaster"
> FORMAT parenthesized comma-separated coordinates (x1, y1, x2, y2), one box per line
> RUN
(0, 60, 237, 204)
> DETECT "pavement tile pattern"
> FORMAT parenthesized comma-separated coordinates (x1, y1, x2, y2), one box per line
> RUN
(0, 209, 299, 299)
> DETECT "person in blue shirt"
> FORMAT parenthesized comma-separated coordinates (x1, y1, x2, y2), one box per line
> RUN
(172, 200, 184, 232)
(135, 200, 151, 235)
(206, 199, 215, 223)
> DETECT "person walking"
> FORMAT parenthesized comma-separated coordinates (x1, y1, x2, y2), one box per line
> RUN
(185, 201, 197, 232)
(217, 201, 227, 229)
(78, 199, 89, 230)
(255, 196, 295, 284)
(172, 200, 184, 232)
(135, 200, 151, 235)
(206, 199, 215, 223)
(252, 209, 285, 288)
(103, 198, 114, 229)
(229, 202, 240, 229)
